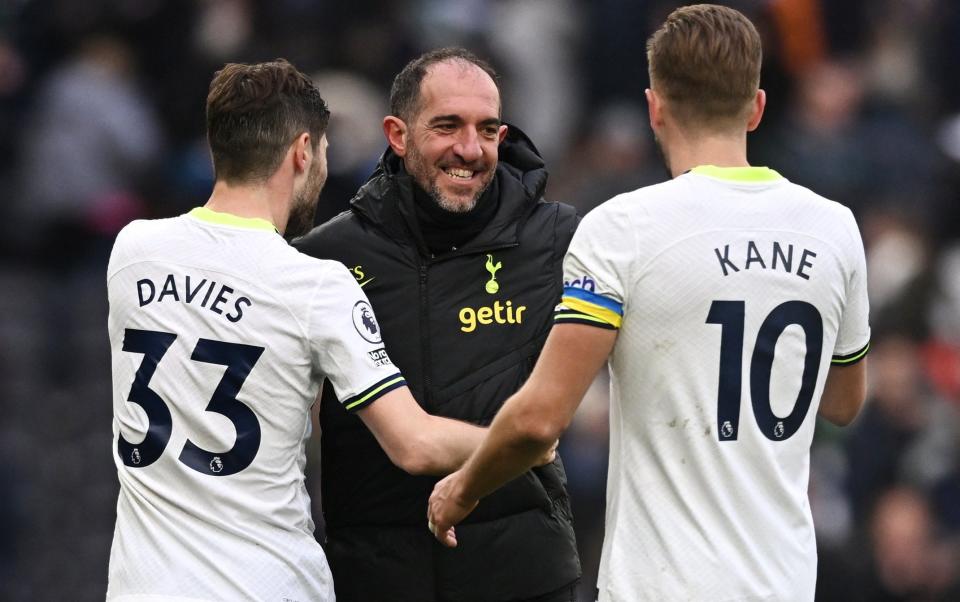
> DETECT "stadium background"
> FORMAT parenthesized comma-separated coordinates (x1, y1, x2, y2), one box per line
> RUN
(1, 0, 959, 599)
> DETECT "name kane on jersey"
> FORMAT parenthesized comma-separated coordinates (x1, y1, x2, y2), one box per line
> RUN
(714, 240, 817, 279)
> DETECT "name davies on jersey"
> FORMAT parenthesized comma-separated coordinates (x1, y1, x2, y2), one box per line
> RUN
(714, 241, 817, 279)
(136, 274, 251, 323)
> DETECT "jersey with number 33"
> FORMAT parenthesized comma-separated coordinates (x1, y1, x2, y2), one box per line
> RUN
(105, 208, 404, 602)
(555, 166, 870, 602)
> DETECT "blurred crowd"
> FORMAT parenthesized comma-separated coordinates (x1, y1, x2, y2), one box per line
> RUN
(2, 0, 960, 600)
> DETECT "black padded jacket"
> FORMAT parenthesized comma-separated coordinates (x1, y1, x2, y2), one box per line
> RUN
(293, 126, 581, 602)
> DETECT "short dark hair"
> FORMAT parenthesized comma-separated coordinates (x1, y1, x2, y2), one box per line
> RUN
(389, 47, 500, 122)
(206, 59, 330, 184)
(647, 4, 762, 130)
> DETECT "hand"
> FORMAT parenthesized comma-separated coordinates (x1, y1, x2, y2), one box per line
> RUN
(427, 471, 479, 548)
(537, 440, 558, 466)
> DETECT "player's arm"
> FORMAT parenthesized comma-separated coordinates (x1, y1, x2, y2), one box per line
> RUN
(310, 263, 489, 476)
(819, 209, 870, 427)
(818, 358, 867, 426)
(355, 386, 487, 476)
(428, 323, 616, 546)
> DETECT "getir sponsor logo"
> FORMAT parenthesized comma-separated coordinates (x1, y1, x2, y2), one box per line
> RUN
(459, 300, 526, 333)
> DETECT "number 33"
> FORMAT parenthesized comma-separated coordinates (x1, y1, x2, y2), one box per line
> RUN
(117, 328, 264, 476)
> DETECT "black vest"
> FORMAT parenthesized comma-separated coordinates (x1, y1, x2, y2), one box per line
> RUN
(293, 127, 581, 601)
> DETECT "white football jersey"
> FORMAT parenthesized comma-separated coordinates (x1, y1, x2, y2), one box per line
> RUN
(106, 207, 404, 602)
(556, 166, 870, 602)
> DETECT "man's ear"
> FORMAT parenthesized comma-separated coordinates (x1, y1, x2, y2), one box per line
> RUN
(292, 132, 312, 175)
(747, 89, 766, 132)
(383, 116, 408, 157)
(645, 88, 664, 131)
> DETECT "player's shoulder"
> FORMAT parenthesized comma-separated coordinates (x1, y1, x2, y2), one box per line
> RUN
(268, 241, 360, 298)
(109, 216, 186, 273)
(581, 178, 677, 226)
(774, 178, 863, 247)
(281, 252, 364, 323)
(114, 215, 182, 244)
(782, 179, 856, 218)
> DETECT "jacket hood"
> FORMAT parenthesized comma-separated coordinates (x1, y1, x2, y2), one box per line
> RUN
(347, 124, 549, 247)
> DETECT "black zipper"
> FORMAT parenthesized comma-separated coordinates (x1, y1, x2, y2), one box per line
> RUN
(418, 262, 432, 407)
(417, 241, 520, 409)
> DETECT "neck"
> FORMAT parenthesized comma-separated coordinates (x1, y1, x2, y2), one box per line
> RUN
(205, 177, 291, 234)
(411, 177, 499, 254)
(663, 128, 750, 178)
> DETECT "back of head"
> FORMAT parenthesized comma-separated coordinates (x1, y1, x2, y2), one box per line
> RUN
(647, 4, 762, 132)
(388, 47, 501, 123)
(206, 59, 330, 184)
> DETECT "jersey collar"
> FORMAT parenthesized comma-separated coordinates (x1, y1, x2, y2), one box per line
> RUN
(188, 207, 279, 233)
(689, 165, 783, 182)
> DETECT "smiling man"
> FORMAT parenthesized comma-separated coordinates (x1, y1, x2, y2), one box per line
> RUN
(294, 48, 581, 602)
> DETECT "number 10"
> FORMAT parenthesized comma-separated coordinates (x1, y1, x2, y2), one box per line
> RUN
(706, 300, 823, 442)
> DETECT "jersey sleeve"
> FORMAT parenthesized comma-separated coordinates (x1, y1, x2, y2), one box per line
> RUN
(308, 263, 406, 412)
(554, 202, 634, 330)
(832, 211, 871, 365)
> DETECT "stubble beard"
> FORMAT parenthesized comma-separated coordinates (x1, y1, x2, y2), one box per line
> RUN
(285, 167, 326, 239)
(406, 144, 492, 214)
(428, 181, 487, 213)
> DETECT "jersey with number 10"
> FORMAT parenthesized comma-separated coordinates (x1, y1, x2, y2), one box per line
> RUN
(105, 208, 404, 601)
(556, 166, 870, 602)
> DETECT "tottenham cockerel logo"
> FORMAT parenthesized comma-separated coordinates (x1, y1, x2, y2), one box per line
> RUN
(352, 300, 382, 344)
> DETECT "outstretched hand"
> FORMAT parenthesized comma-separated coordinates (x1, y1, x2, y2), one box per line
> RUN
(427, 471, 479, 548)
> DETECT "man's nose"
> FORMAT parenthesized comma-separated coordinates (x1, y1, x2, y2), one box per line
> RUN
(453, 128, 483, 163)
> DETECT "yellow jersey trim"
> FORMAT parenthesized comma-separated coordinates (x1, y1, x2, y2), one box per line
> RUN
(690, 165, 783, 183)
(344, 375, 406, 411)
(831, 342, 870, 365)
(189, 207, 278, 233)
(560, 297, 623, 328)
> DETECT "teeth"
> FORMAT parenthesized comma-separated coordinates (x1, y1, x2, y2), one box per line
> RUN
(445, 168, 474, 179)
